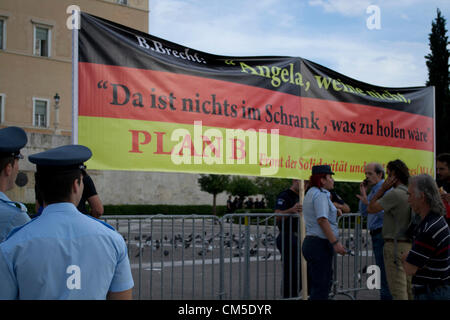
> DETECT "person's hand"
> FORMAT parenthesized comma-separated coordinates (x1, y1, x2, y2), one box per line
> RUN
(401, 251, 409, 263)
(360, 181, 369, 193)
(336, 208, 343, 217)
(290, 202, 302, 213)
(333, 241, 347, 255)
(441, 193, 450, 203)
(356, 182, 369, 205)
(381, 175, 397, 191)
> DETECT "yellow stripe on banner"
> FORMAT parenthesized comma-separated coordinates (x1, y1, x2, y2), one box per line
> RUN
(78, 116, 434, 181)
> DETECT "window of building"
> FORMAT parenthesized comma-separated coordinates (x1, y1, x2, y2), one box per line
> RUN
(118, 0, 128, 5)
(33, 98, 49, 128)
(34, 25, 51, 57)
(0, 94, 4, 123)
(0, 19, 5, 50)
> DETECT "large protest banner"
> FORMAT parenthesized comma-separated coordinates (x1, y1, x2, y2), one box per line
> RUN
(76, 12, 435, 181)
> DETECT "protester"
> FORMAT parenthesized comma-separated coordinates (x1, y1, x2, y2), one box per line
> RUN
(436, 153, 450, 225)
(357, 162, 392, 300)
(274, 179, 302, 298)
(245, 197, 254, 209)
(260, 197, 266, 209)
(330, 189, 351, 213)
(302, 165, 347, 300)
(0, 145, 134, 299)
(77, 174, 104, 218)
(368, 159, 412, 300)
(402, 174, 450, 300)
(226, 195, 233, 213)
(0, 127, 30, 242)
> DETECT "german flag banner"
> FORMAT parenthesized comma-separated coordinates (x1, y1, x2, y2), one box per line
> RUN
(76, 12, 435, 181)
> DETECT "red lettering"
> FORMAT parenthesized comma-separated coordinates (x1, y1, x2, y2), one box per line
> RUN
(153, 131, 172, 155)
(129, 130, 151, 153)
(230, 138, 246, 160)
(177, 134, 202, 156)
(202, 136, 222, 158)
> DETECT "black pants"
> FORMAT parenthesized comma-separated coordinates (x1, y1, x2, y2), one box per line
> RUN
(276, 233, 301, 298)
(302, 236, 334, 300)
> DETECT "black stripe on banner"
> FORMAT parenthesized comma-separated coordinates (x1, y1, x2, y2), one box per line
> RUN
(79, 12, 434, 117)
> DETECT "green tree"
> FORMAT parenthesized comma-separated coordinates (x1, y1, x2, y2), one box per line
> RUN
(254, 177, 291, 209)
(198, 174, 229, 215)
(425, 8, 450, 154)
(226, 176, 259, 199)
(333, 181, 359, 213)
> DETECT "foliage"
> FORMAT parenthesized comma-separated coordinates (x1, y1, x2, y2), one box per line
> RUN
(254, 177, 292, 209)
(425, 8, 450, 154)
(198, 174, 230, 215)
(226, 176, 259, 198)
(333, 181, 360, 213)
(25, 204, 228, 216)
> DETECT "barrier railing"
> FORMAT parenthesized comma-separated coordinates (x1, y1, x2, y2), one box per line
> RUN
(331, 213, 375, 300)
(102, 213, 375, 300)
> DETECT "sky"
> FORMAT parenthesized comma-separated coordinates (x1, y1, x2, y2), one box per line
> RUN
(148, 0, 450, 88)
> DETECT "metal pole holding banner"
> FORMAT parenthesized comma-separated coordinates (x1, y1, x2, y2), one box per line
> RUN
(71, 9, 79, 145)
(300, 180, 308, 300)
(432, 85, 436, 179)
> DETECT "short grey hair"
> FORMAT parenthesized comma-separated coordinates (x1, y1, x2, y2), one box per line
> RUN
(373, 163, 385, 180)
(367, 162, 385, 179)
(409, 174, 446, 216)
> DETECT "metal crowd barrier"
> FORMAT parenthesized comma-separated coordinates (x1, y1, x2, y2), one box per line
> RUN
(331, 213, 376, 300)
(101, 213, 374, 300)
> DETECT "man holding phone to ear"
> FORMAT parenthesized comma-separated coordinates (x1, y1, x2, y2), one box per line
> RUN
(357, 162, 392, 300)
(368, 159, 413, 300)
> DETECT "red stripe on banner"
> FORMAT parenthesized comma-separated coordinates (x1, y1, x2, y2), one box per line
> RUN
(78, 62, 434, 151)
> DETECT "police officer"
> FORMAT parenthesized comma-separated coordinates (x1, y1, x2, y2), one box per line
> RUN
(0, 145, 134, 299)
(274, 179, 302, 298)
(0, 126, 30, 242)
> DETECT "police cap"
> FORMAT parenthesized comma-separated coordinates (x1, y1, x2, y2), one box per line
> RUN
(312, 164, 334, 175)
(0, 126, 27, 158)
(29, 145, 92, 173)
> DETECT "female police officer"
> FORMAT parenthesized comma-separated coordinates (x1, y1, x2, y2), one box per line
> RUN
(302, 165, 347, 300)
(0, 145, 133, 299)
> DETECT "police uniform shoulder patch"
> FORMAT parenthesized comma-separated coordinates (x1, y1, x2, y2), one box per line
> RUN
(85, 215, 116, 231)
(5, 219, 36, 241)
(0, 198, 27, 213)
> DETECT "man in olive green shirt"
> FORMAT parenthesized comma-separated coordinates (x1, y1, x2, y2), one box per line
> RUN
(368, 159, 413, 300)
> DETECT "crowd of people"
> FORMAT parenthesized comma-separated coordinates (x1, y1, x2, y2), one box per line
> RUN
(0, 124, 449, 301)
(226, 195, 266, 213)
(274, 157, 450, 301)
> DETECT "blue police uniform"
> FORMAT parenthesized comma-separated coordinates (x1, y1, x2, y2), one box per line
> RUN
(0, 144, 134, 300)
(301, 165, 338, 300)
(0, 192, 30, 242)
(0, 126, 30, 242)
(303, 187, 339, 239)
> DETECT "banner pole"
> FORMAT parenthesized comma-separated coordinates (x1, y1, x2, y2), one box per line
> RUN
(432, 86, 436, 179)
(300, 179, 308, 300)
(71, 10, 79, 145)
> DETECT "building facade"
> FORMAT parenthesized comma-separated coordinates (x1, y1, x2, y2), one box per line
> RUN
(0, 0, 227, 208)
